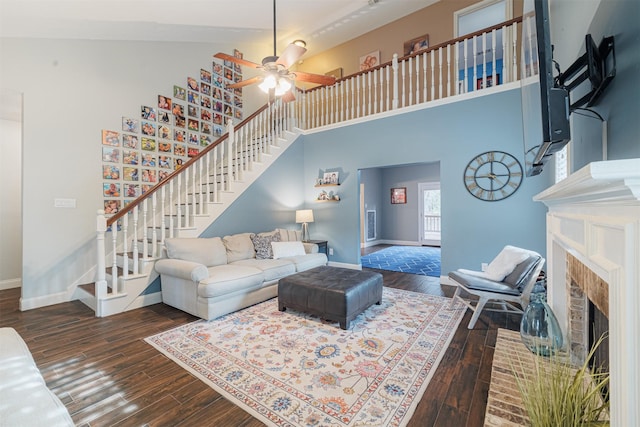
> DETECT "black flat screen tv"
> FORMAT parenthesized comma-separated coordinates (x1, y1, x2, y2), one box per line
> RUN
(521, 0, 571, 177)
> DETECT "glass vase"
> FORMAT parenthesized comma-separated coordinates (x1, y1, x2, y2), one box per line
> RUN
(520, 282, 563, 356)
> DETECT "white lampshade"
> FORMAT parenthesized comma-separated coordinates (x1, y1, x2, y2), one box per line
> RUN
(295, 209, 314, 223)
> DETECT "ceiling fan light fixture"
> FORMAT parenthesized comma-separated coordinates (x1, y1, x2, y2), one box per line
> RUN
(259, 74, 278, 92)
(274, 78, 292, 96)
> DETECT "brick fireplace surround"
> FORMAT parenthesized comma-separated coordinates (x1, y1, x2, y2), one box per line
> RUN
(534, 159, 640, 426)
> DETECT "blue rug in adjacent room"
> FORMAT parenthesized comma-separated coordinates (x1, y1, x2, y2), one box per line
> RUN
(361, 245, 441, 277)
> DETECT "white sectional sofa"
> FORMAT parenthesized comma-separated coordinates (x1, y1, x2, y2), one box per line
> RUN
(155, 228, 328, 320)
(0, 327, 75, 427)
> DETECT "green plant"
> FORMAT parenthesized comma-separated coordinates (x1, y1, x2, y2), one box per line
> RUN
(511, 334, 610, 427)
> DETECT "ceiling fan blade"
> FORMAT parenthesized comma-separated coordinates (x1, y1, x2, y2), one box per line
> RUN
(292, 71, 336, 86)
(214, 52, 261, 69)
(226, 76, 263, 89)
(275, 44, 307, 68)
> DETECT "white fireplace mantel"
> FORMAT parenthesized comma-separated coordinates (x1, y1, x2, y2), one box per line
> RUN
(534, 158, 640, 427)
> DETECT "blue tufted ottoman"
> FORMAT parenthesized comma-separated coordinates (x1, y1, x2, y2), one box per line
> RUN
(278, 266, 383, 329)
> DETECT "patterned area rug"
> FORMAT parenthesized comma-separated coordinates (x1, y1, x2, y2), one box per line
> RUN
(361, 246, 441, 277)
(146, 288, 464, 427)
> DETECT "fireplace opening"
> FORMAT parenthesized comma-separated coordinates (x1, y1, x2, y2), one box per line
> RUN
(588, 300, 610, 400)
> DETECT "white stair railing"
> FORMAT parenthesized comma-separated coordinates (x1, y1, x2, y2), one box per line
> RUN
(94, 100, 293, 312)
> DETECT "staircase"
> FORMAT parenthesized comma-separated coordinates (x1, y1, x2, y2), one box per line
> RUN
(77, 100, 301, 316)
(75, 17, 526, 317)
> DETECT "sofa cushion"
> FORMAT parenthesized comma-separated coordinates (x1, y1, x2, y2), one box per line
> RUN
(448, 270, 522, 296)
(231, 258, 296, 282)
(484, 245, 531, 282)
(284, 253, 328, 272)
(223, 233, 255, 263)
(198, 265, 264, 298)
(165, 237, 227, 267)
(276, 228, 302, 242)
(272, 241, 306, 259)
(251, 231, 281, 259)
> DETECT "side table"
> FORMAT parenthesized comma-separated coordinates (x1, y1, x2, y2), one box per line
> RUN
(303, 240, 328, 256)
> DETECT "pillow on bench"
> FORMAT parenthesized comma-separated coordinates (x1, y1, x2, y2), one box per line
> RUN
(483, 245, 531, 282)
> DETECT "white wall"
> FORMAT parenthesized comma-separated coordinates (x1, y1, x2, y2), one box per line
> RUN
(0, 111, 22, 288)
(0, 37, 265, 306)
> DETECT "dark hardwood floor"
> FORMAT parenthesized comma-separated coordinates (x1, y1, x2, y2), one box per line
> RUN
(1, 247, 521, 426)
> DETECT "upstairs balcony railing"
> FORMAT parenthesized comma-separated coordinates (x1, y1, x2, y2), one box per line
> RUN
(295, 16, 523, 130)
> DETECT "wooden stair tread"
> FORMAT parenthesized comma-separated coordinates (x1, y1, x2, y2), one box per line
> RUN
(78, 283, 96, 296)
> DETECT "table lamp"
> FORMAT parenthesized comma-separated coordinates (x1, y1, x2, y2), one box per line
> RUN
(295, 209, 314, 242)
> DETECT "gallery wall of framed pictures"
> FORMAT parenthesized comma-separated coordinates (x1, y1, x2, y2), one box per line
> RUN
(100, 49, 245, 217)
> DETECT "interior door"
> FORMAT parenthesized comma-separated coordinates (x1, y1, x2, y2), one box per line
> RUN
(418, 182, 441, 247)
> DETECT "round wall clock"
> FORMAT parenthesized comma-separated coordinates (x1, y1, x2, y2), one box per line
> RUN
(463, 151, 523, 201)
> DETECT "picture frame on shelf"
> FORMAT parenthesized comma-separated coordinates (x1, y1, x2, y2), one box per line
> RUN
(391, 187, 407, 204)
(323, 172, 339, 185)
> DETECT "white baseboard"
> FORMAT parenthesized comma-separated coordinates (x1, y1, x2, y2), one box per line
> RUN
(327, 261, 361, 270)
(128, 292, 163, 311)
(0, 278, 21, 291)
(378, 239, 420, 246)
(20, 291, 70, 311)
(362, 239, 382, 248)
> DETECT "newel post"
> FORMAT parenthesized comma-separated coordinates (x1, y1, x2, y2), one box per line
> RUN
(392, 53, 399, 110)
(95, 210, 108, 300)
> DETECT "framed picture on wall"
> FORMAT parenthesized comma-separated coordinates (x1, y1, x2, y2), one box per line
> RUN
(359, 50, 380, 71)
(476, 73, 501, 90)
(391, 187, 407, 204)
(325, 67, 343, 79)
(403, 34, 429, 56)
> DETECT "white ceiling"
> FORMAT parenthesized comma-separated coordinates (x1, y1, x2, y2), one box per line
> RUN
(0, 0, 438, 120)
(0, 0, 435, 56)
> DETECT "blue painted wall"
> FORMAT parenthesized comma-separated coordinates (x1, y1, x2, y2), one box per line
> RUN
(202, 139, 307, 237)
(359, 168, 383, 242)
(302, 87, 553, 273)
(192, 87, 553, 275)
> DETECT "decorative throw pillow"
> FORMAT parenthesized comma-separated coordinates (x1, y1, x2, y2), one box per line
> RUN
(271, 241, 306, 259)
(276, 228, 301, 242)
(223, 233, 256, 262)
(251, 231, 281, 259)
(164, 237, 227, 267)
(484, 245, 531, 282)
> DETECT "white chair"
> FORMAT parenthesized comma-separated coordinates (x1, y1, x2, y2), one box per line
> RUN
(448, 246, 545, 329)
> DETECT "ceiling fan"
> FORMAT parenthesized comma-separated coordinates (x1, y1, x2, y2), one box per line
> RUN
(213, 0, 336, 100)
